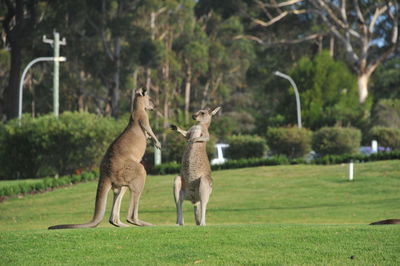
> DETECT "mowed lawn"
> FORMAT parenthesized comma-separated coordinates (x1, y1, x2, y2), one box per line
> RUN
(0, 161, 399, 265)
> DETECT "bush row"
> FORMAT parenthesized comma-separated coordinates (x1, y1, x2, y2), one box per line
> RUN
(314, 150, 400, 165)
(148, 151, 400, 175)
(0, 170, 98, 197)
(148, 156, 291, 175)
(0, 112, 124, 179)
(1, 112, 398, 180)
(225, 127, 364, 160)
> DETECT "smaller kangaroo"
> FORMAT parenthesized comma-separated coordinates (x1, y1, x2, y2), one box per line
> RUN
(49, 88, 160, 229)
(171, 107, 221, 226)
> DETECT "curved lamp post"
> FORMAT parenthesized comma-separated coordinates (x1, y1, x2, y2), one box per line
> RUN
(274, 71, 302, 128)
(18, 56, 66, 125)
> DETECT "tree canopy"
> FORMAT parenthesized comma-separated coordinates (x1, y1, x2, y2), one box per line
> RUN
(0, 0, 399, 136)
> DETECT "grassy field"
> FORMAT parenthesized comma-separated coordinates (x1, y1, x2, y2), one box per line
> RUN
(0, 161, 399, 265)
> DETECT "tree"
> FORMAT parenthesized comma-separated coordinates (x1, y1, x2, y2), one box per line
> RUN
(1, 0, 38, 120)
(288, 51, 365, 129)
(248, 0, 399, 104)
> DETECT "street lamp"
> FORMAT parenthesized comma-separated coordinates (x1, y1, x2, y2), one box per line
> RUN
(274, 71, 302, 128)
(18, 56, 67, 125)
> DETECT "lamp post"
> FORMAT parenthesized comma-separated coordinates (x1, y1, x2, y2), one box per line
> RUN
(274, 71, 302, 128)
(18, 56, 66, 125)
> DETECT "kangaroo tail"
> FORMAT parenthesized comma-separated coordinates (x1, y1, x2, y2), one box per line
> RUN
(370, 219, 400, 225)
(48, 176, 111, 230)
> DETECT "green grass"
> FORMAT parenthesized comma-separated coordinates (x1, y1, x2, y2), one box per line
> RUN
(1, 225, 399, 265)
(0, 161, 399, 265)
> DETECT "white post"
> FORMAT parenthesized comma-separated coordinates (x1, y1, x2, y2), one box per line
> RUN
(43, 31, 66, 117)
(371, 140, 378, 153)
(348, 162, 354, 181)
(154, 147, 161, 165)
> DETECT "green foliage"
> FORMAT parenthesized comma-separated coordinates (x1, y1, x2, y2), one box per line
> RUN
(266, 127, 312, 158)
(370, 58, 400, 99)
(314, 150, 400, 165)
(209, 116, 238, 140)
(312, 127, 361, 156)
(225, 135, 267, 159)
(281, 51, 364, 129)
(150, 161, 180, 175)
(0, 112, 124, 179)
(371, 99, 400, 128)
(212, 156, 289, 171)
(368, 126, 400, 150)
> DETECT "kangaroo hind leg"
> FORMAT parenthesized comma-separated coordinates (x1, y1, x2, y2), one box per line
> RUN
(199, 177, 212, 226)
(126, 162, 153, 226)
(173, 176, 185, 226)
(109, 186, 129, 227)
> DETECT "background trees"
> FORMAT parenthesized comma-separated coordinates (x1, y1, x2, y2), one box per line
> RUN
(0, 0, 399, 140)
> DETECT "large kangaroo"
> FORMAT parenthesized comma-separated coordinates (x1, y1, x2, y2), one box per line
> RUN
(49, 88, 161, 229)
(171, 107, 221, 226)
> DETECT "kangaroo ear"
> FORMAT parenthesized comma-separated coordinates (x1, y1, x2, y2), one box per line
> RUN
(211, 106, 221, 116)
(135, 88, 144, 96)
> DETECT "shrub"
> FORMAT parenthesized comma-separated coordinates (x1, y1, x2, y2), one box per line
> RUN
(150, 162, 181, 175)
(225, 135, 266, 160)
(280, 50, 364, 129)
(368, 126, 400, 150)
(312, 127, 361, 156)
(372, 99, 400, 128)
(0, 112, 124, 179)
(313, 150, 400, 165)
(266, 127, 312, 158)
(212, 156, 289, 171)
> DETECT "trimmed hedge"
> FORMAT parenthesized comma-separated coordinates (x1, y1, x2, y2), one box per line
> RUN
(148, 156, 290, 175)
(149, 161, 181, 175)
(0, 170, 98, 198)
(147, 151, 400, 175)
(212, 156, 289, 170)
(314, 150, 400, 165)
(312, 127, 361, 156)
(225, 135, 267, 160)
(0, 112, 124, 179)
(266, 127, 312, 158)
(368, 126, 400, 150)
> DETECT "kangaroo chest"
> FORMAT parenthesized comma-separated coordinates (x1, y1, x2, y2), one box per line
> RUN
(181, 143, 211, 183)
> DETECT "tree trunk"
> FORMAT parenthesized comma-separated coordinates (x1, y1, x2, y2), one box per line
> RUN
(201, 81, 210, 109)
(109, 37, 121, 118)
(4, 42, 22, 120)
(131, 68, 139, 112)
(184, 64, 192, 123)
(357, 72, 370, 104)
(329, 35, 335, 57)
(146, 68, 152, 94)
